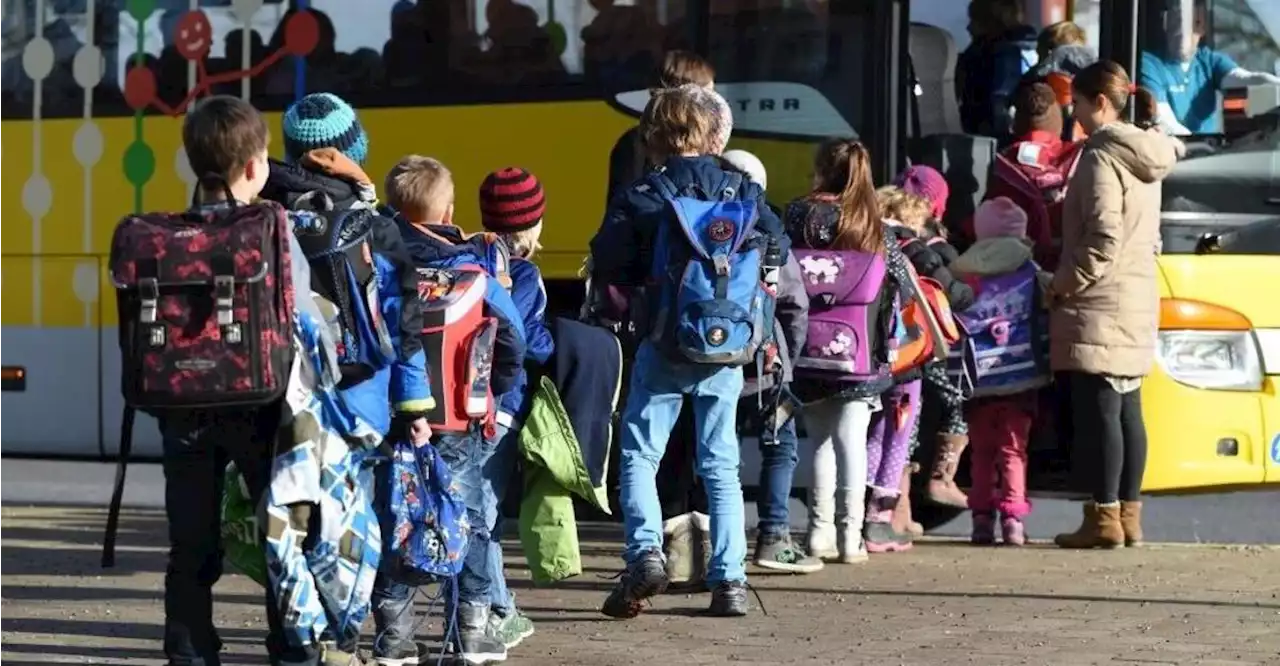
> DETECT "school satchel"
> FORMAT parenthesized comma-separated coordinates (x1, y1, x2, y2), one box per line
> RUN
(103, 196, 294, 568)
(890, 258, 956, 377)
(108, 199, 295, 411)
(416, 266, 499, 436)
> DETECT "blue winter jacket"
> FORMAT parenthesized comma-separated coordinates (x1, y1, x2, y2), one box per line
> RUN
(260, 160, 431, 434)
(395, 219, 528, 399)
(589, 155, 787, 288)
(956, 25, 1039, 138)
(498, 258, 555, 426)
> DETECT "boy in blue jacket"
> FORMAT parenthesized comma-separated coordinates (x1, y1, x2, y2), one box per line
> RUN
(590, 84, 786, 618)
(476, 166, 555, 648)
(262, 92, 434, 441)
(374, 155, 527, 666)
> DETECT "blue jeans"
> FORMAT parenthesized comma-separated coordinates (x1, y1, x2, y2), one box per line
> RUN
(371, 429, 491, 655)
(620, 343, 747, 585)
(484, 422, 521, 615)
(756, 408, 799, 538)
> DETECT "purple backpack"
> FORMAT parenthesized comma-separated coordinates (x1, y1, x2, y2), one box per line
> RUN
(793, 249, 889, 381)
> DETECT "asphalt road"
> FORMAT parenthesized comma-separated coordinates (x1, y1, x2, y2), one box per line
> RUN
(3, 459, 1278, 544)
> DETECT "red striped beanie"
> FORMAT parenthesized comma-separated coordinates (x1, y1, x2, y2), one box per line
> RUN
(478, 167, 545, 232)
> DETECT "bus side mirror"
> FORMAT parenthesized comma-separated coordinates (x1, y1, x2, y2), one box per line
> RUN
(0, 366, 25, 391)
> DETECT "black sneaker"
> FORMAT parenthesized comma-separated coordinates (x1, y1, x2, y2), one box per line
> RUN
(371, 641, 418, 666)
(600, 548, 669, 619)
(448, 604, 508, 664)
(707, 580, 750, 617)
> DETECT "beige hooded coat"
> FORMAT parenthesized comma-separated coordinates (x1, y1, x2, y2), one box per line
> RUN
(1050, 123, 1182, 377)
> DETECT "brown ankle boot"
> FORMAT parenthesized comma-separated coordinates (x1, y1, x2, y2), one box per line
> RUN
(1120, 501, 1144, 547)
(1054, 502, 1125, 549)
(926, 434, 969, 508)
(891, 465, 923, 537)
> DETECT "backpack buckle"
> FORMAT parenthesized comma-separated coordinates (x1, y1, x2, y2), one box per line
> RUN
(214, 275, 235, 326)
(713, 255, 731, 276)
(139, 278, 159, 323)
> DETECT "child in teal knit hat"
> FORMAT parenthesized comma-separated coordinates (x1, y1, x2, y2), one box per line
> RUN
(282, 92, 370, 165)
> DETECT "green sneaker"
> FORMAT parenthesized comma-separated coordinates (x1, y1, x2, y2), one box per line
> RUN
(753, 533, 824, 574)
(488, 610, 536, 648)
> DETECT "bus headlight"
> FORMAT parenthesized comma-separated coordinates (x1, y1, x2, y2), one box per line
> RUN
(1157, 330, 1263, 391)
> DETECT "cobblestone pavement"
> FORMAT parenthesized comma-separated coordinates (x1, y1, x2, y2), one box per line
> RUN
(2, 505, 1279, 666)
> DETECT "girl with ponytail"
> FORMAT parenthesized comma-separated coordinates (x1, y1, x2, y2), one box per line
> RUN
(784, 139, 913, 563)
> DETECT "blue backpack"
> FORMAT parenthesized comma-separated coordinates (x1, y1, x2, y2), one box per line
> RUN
(384, 439, 470, 584)
(293, 207, 396, 384)
(646, 170, 774, 366)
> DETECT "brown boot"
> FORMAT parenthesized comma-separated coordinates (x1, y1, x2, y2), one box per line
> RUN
(1054, 502, 1125, 549)
(892, 465, 923, 538)
(926, 434, 969, 508)
(1120, 501, 1144, 547)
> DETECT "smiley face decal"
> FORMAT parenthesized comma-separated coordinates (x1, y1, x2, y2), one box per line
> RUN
(175, 10, 213, 61)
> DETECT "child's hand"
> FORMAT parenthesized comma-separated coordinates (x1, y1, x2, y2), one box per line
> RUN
(1037, 272, 1057, 308)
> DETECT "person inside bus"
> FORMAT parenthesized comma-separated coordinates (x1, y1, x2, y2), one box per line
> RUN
(1139, 0, 1280, 135)
(955, 0, 1039, 137)
(1049, 61, 1182, 550)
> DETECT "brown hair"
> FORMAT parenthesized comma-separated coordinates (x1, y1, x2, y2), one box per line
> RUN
(1037, 21, 1087, 58)
(653, 50, 715, 89)
(876, 186, 931, 234)
(1134, 86, 1159, 130)
(384, 155, 454, 222)
(182, 95, 269, 189)
(812, 139, 883, 253)
(1072, 59, 1132, 114)
(969, 0, 1024, 34)
(640, 85, 718, 162)
(1012, 80, 1063, 136)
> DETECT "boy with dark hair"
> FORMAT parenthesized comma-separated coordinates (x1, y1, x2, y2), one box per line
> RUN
(374, 155, 528, 665)
(163, 95, 337, 666)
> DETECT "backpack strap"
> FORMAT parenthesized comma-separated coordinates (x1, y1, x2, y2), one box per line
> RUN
(648, 169, 681, 201)
(715, 171, 745, 202)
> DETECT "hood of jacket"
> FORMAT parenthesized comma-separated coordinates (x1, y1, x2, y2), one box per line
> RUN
(1086, 123, 1181, 184)
(1029, 44, 1097, 79)
(784, 194, 843, 249)
(951, 237, 1034, 276)
(393, 215, 485, 267)
(261, 159, 373, 212)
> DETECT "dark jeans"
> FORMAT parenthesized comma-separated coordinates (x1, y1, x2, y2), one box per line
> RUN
(371, 429, 490, 656)
(656, 397, 707, 520)
(1068, 372, 1148, 504)
(159, 406, 319, 666)
(756, 411, 799, 537)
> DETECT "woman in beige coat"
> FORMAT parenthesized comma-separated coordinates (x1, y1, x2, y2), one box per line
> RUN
(1047, 61, 1182, 550)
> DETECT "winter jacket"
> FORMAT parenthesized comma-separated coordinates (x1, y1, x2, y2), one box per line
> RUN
(887, 223, 976, 312)
(519, 318, 620, 584)
(497, 258, 555, 426)
(783, 195, 912, 400)
(395, 220, 528, 397)
(606, 126, 648, 207)
(589, 155, 788, 289)
(742, 252, 809, 397)
(951, 235, 1039, 279)
(956, 24, 1039, 137)
(260, 158, 431, 433)
(1050, 123, 1181, 377)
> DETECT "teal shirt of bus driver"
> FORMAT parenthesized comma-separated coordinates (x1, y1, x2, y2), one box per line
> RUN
(1140, 47, 1239, 134)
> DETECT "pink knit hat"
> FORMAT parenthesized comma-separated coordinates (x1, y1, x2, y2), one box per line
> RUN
(973, 197, 1029, 240)
(895, 165, 949, 220)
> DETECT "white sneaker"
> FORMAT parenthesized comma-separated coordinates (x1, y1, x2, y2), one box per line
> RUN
(662, 513, 696, 585)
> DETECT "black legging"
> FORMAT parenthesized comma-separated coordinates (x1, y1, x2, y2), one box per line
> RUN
(1069, 372, 1148, 504)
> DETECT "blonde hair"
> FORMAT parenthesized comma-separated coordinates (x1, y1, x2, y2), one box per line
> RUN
(1038, 21, 1087, 58)
(498, 223, 544, 260)
(640, 84, 725, 162)
(876, 185, 932, 233)
(384, 155, 454, 222)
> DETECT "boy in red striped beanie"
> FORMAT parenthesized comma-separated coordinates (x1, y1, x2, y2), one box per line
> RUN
(477, 166, 555, 644)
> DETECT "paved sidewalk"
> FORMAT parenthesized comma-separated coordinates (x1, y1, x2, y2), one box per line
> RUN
(2, 505, 1278, 666)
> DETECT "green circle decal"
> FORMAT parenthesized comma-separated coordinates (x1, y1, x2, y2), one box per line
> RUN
(126, 0, 157, 21)
(546, 21, 567, 57)
(123, 141, 156, 189)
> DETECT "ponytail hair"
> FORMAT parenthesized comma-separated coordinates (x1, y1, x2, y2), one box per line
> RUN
(812, 139, 883, 253)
